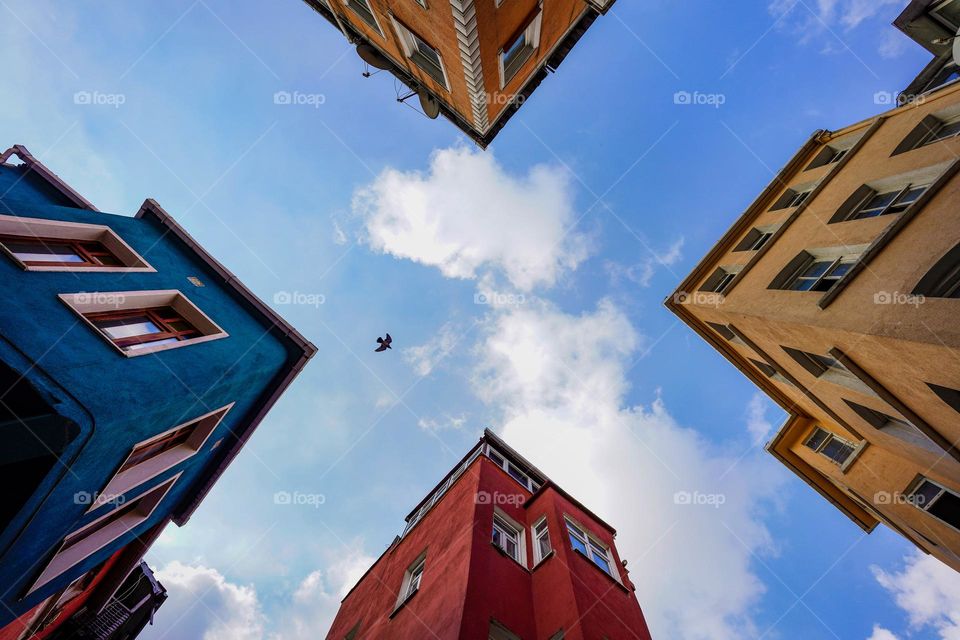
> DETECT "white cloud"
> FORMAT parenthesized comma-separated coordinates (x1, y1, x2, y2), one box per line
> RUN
(605, 237, 684, 288)
(142, 561, 266, 640)
(879, 30, 909, 59)
(873, 551, 960, 639)
(404, 322, 462, 376)
(473, 299, 784, 640)
(768, 0, 904, 43)
(746, 393, 775, 446)
(867, 626, 900, 640)
(354, 146, 590, 291)
(418, 413, 468, 433)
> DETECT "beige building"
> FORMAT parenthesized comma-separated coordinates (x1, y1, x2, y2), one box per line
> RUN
(667, 0, 960, 572)
(300, 0, 614, 147)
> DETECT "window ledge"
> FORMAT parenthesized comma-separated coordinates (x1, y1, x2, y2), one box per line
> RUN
(491, 541, 529, 571)
(572, 548, 628, 593)
(531, 549, 554, 572)
(389, 588, 418, 619)
(840, 441, 869, 474)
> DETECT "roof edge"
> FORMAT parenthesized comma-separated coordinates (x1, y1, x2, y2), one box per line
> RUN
(0, 144, 98, 211)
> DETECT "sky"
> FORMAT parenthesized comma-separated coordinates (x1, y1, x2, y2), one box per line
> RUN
(2, 0, 960, 638)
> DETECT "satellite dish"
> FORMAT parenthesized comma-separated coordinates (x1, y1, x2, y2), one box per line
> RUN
(953, 27, 960, 67)
(356, 44, 390, 70)
(418, 90, 441, 119)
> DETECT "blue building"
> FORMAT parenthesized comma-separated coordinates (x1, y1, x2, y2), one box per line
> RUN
(0, 144, 315, 636)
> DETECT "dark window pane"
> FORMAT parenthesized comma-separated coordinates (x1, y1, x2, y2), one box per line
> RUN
(928, 489, 960, 528)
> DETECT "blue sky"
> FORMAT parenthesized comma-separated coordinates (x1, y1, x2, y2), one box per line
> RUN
(2, 1, 959, 638)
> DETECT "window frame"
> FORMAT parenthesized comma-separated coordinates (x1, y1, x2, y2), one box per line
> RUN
(908, 476, 960, 532)
(60, 290, 228, 357)
(394, 552, 427, 612)
(499, 6, 543, 87)
(914, 242, 960, 298)
(93, 404, 233, 511)
(564, 516, 617, 580)
(802, 426, 861, 469)
(0, 215, 154, 273)
(531, 516, 552, 565)
(492, 510, 525, 565)
(844, 183, 929, 221)
(346, 0, 384, 35)
(29, 474, 180, 594)
(390, 16, 449, 89)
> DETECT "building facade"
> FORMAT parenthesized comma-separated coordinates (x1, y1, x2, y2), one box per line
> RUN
(0, 145, 315, 638)
(301, 0, 615, 147)
(667, 1, 960, 574)
(325, 430, 653, 640)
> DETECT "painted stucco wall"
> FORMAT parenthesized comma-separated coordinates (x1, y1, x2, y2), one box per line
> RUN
(0, 162, 301, 625)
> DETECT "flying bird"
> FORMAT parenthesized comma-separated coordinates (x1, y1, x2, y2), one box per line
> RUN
(375, 333, 393, 352)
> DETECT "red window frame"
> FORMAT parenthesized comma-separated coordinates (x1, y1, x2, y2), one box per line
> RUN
(86, 306, 202, 350)
(0, 233, 123, 267)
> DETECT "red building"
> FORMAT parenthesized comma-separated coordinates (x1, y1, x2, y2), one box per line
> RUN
(325, 430, 653, 640)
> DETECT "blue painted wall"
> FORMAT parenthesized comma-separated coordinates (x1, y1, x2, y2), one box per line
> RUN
(0, 163, 301, 623)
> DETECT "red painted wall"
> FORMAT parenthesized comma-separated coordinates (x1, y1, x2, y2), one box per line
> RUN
(326, 455, 653, 640)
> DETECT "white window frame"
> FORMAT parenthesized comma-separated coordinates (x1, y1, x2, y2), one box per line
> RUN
(59, 289, 228, 357)
(564, 516, 618, 581)
(492, 509, 525, 565)
(531, 516, 552, 565)
(345, 0, 384, 36)
(29, 474, 181, 594)
(847, 183, 929, 221)
(0, 215, 154, 273)
(92, 404, 233, 511)
(484, 444, 540, 492)
(395, 552, 427, 610)
(498, 7, 543, 88)
(802, 426, 863, 471)
(390, 16, 449, 89)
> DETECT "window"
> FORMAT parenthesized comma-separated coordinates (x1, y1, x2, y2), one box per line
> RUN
(391, 19, 447, 87)
(346, 0, 382, 34)
(344, 622, 361, 640)
(500, 8, 543, 85)
(931, 0, 960, 31)
(565, 519, 614, 577)
(842, 184, 928, 221)
(733, 227, 774, 252)
(95, 405, 232, 509)
(485, 445, 541, 492)
(492, 513, 522, 562)
(0, 215, 152, 272)
(843, 399, 938, 452)
(928, 382, 960, 414)
(780, 255, 856, 292)
(532, 517, 551, 564)
(701, 267, 737, 294)
(706, 322, 738, 342)
(748, 357, 796, 387)
(922, 117, 960, 146)
(782, 347, 845, 377)
(909, 477, 960, 530)
(60, 290, 228, 357)
(914, 243, 960, 298)
(803, 427, 857, 466)
(30, 475, 179, 593)
(806, 145, 850, 170)
(489, 620, 522, 640)
(770, 187, 813, 211)
(395, 553, 426, 610)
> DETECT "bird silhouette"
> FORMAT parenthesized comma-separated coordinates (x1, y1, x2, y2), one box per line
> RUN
(375, 333, 393, 352)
